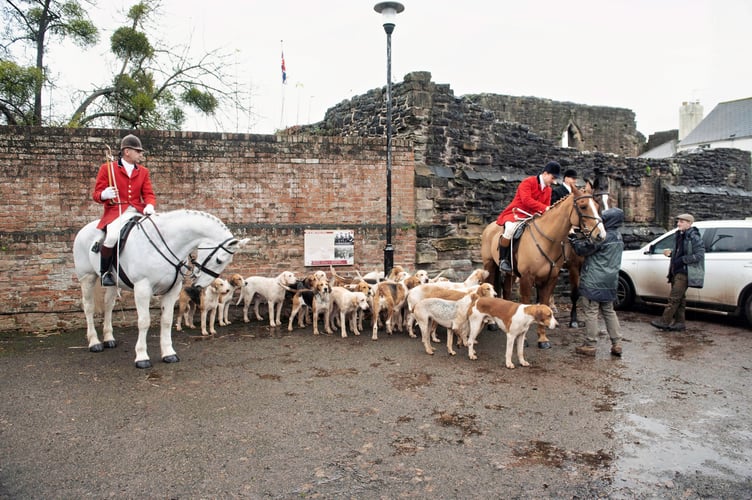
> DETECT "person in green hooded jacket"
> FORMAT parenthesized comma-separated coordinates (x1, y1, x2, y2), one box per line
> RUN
(651, 213, 705, 332)
(569, 207, 625, 357)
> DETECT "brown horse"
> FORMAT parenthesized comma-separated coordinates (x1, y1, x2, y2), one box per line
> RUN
(480, 186, 605, 348)
(560, 174, 611, 327)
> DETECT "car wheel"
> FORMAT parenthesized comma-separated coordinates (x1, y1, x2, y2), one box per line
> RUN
(744, 293, 752, 326)
(615, 274, 634, 310)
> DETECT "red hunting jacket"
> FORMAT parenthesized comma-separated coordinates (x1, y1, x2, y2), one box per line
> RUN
(496, 175, 551, 225)
(93, 160, 156, 229)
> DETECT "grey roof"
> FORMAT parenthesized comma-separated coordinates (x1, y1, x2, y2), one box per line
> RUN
(639, 139, 677, 159)
(680, 97, 752, 146)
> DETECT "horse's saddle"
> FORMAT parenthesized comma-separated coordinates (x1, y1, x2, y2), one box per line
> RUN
(497, 220, 530, 274)
(90, 215, 143, 254)
(497, 220, 529, 251)
(512, 222, 527, 240)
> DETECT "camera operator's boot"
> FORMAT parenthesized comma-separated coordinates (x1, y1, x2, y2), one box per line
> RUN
(100, 245, 116, 286)
(499, 237, 513, 274)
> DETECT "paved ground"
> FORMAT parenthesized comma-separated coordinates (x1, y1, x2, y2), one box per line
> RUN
(1, 305, 751, 499)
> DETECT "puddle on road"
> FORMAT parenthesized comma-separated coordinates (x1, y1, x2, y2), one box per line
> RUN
(614, 412, 751, 487)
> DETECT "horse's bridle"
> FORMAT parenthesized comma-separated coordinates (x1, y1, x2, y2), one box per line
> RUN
(130, 216, 238, 294)
(571, 194, 603, 240)
(191, 238, 238, 279)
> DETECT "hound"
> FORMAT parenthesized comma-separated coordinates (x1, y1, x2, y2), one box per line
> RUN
(237, 271, 298, 327)
(412, 292, 480, 356)
(431, 268, 489, 290)
(329, 287, 370, 338)
(405, 282, 496, 339)
(175, 278, 233, 336)
(217, 273, 245, 326)
(466, 297, 558, 368)
(371, 280, 409, 340)
(288, 278, 332, 335)
(343, 279, 376, 332)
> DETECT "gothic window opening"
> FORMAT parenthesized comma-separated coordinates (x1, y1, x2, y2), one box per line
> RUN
(561, 120, 584, 150)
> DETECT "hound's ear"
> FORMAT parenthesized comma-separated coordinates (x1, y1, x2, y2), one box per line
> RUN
(534, 306, 548, 323)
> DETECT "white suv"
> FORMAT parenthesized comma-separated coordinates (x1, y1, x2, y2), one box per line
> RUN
(616, 220, 752, 324)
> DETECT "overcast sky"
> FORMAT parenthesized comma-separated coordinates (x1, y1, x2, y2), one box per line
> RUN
(48, 0, 751, 139)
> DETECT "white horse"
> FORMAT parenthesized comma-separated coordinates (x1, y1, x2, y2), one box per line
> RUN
(73, 209, 249, 368)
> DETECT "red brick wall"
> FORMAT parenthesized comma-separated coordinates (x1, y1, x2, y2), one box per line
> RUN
(0, 127, 415, 332)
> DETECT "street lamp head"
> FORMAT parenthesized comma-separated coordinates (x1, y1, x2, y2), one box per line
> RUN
(374, 1, 405, 34)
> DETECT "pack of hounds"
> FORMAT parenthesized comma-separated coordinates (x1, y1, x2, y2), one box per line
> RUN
(175, 265, 558, 369)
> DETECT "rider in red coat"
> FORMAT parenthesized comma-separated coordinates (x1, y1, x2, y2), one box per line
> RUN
(495, 161, 560, 273)
(92, 134, 157, 286)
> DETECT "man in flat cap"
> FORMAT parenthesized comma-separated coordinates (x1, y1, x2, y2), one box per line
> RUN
(92, 134, 157, 286)
(651, 213, 705, 332)
(551, 168, 578, 205)
(495, 160, 561, 273)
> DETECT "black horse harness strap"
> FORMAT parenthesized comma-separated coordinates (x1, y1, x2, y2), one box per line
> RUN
(115, 216, 192, 295)
(109, 216, 142, 289)
(572, 194, 602, 239)
(191, 238, 237, 279)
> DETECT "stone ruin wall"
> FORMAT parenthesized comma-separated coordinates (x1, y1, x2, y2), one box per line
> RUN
(302, 71, 752, 272)
(465, 94, 644, 157)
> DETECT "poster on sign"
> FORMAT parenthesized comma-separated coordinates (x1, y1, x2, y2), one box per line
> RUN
(304, 229, 354, 266)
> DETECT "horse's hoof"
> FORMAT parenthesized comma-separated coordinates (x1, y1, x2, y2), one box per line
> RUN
(89, 343, 104, 353)
(538, 341, 552, 349)
(486, 323, 499, 331)
(103, 340, 117, 349)
(135, 360, 152, 369)
(162, 354, 180, 364)
(569, 321, 580, 328)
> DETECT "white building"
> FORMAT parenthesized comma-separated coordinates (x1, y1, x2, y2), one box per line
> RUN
(678, 97, 752, 153)
(641, 97, 752, 159)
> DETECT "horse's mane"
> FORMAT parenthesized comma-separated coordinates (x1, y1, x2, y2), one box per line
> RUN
(549, 193, 571, 210)
(158, 209, 230, 233)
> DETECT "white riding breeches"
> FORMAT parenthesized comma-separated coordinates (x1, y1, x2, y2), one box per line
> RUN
(502, 221, 520, 240)
(103, 206, 138, 247)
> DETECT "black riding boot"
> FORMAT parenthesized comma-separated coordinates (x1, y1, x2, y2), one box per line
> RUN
(100, 246, 116, 286)
(499, 237, 513, 274)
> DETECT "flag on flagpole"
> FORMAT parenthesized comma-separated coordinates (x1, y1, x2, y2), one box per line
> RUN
(281, 51, 287, 84)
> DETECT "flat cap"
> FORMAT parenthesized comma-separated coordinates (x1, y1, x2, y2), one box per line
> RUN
(676, 213, 695, 224)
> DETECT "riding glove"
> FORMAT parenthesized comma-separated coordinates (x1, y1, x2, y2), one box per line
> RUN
(144, 204, 155, 215)
(101, 186, 117, 200)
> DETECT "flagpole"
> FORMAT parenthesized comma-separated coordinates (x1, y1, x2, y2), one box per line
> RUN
(280, 40, 287, 130)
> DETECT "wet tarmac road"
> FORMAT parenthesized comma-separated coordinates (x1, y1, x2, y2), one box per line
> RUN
(1, 306, 751, 498)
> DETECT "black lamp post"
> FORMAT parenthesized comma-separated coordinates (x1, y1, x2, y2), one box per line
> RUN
(374, 1, 404, 278)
